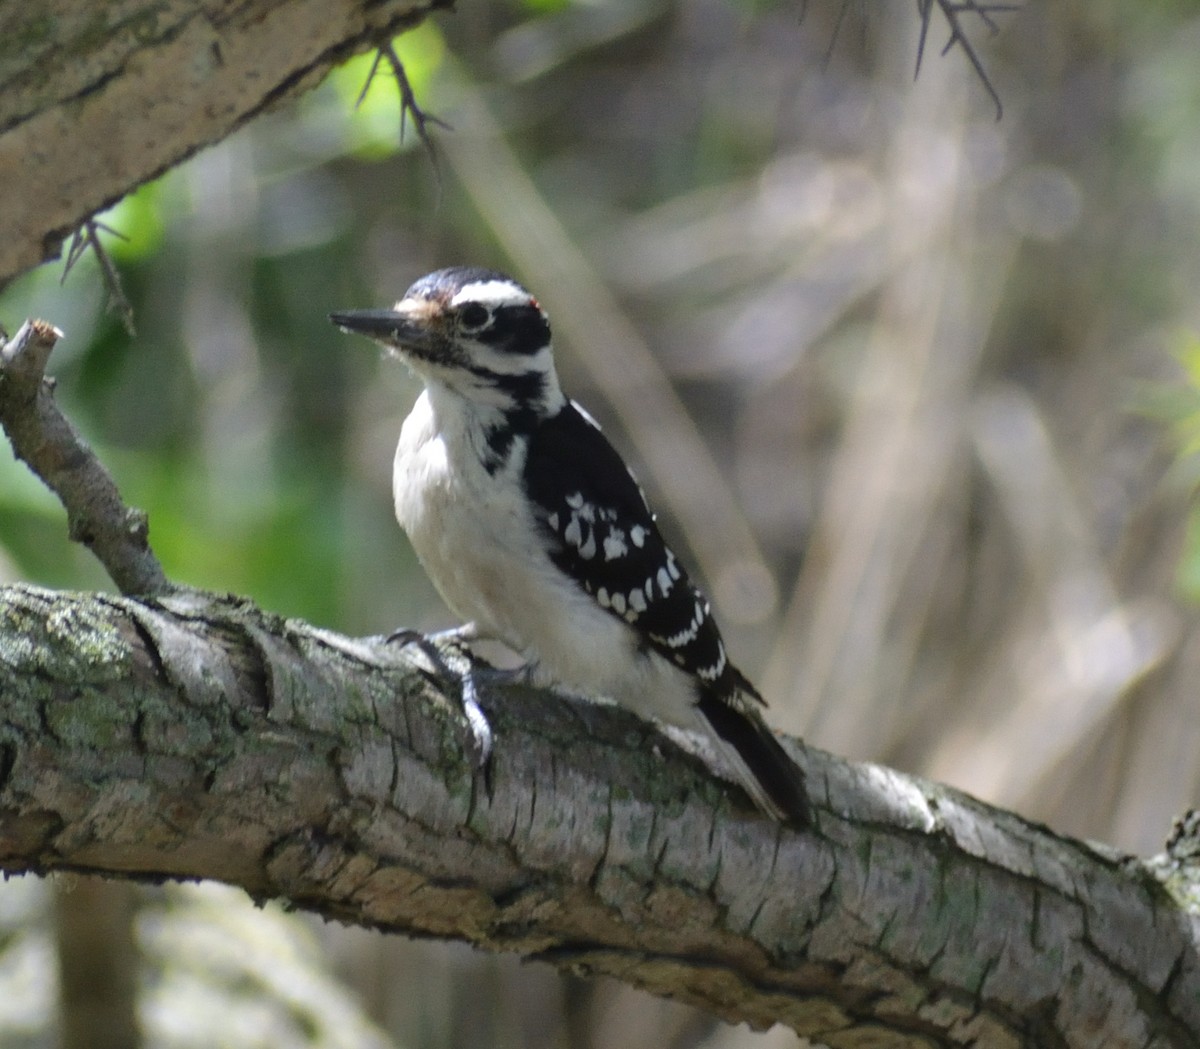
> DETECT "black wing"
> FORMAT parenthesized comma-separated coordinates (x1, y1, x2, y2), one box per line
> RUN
(524, 402, 808, 827)
(523, 401, 752, 700)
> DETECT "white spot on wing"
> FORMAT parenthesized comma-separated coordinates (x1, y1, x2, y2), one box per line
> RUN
(597, 587, 611, 609)
(611, 592, 626, 614)
(548, 512, 559, 531)
(603, 529, 628, 561)
(630, 525, 646, 548)
(666, 623, 699, 648)
(657, 567, 673, 596)
(629, 588, 647, 613)
(566, 492, 584, 509)
(698, 644, 727, 681)
(579, 529, 596, 559)
(564, 517, 582, 548)
(665, 601, 706, 649)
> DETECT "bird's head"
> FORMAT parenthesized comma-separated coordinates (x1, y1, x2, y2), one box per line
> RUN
(331, 266, 563, 416)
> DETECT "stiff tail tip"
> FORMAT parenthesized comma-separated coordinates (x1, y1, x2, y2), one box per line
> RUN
(697, 693, 810, 828)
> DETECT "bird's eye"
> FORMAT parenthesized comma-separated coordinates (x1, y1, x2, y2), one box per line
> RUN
(458, 303, 490, 331)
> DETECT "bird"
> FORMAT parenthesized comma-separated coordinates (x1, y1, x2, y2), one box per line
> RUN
(330, 266, 809, 827)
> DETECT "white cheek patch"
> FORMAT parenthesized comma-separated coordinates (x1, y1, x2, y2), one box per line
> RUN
(452, 281, 534, 311)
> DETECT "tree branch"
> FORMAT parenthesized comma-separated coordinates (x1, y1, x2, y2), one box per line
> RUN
(357, 41, 450, 176)
(0, 321, 170, 596)
(0, 583, 1196, 1045)
(917, 0, 1017, 120)
(62, 221, 136, 337)
(0, 0, 449, 288)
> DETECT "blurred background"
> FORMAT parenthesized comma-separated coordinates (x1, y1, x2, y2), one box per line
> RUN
(3, 0, 1200, 1045)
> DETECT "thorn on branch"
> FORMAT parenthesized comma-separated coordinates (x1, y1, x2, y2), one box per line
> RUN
(0, 320, 171, 597)
(918, 0, 1016, 120)
(62, 219, 136, 337)
(819, 0, 1013, 121)
(823, 0, 852, 70)
(358, 41, 451, 180)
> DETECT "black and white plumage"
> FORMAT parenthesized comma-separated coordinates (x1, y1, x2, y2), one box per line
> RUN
(330, 266, 809, 826)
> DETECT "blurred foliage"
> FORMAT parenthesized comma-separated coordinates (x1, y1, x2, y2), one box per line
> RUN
(1137, 332, 1200, 603)
(4, 0, 1200, 1045)
(0, 877, 398, 1049)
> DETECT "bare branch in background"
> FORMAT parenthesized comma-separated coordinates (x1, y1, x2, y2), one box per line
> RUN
(0, 320, 171, 596)
(809, 0, 862, 70)
(813, 0, 1014, 118)
(62, 220, 136, 336)
(918, 0, 1018, 119)
(358, 40, 451, 177)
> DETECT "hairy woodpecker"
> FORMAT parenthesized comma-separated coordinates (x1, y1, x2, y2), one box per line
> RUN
(330, 266, 809, 826)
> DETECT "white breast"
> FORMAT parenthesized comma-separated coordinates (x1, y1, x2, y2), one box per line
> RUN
(393, 389, 526, 640)
(391, 387, 703, 729)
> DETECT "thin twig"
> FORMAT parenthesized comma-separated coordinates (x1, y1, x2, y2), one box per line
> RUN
(61, 219, 136, 336)
(822, 0, 1013, 121)
(823, 0, 852, 70)
(357, 41, 451, 178)
(925, 0, 1016, 120)
(915, 0, 934, 81)
(0, 320, 171, 596)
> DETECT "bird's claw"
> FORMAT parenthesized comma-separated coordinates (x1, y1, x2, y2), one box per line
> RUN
(458, 669, 495, 774)
(386, 622, 482, 647)
(385, 625, 498, 783)
(385, 626, 424, 647)
(466, 662, 537, 689)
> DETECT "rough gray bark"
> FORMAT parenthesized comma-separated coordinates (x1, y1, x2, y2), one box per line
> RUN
(0, 0, 442, 287)
(0, 583, 1197, 1048)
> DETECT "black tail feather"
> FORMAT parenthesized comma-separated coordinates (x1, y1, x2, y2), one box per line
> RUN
(697, 693, 810, 828)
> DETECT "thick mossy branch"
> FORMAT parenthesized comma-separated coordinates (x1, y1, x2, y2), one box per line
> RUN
(0, 584, 1197, 1045)
(0, 0, 449, 287)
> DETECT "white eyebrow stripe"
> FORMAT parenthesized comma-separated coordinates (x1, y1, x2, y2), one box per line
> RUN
(452, 281, 533, 309)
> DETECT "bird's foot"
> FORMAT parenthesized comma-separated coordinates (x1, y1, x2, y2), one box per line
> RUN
(386, 622, 482, 647)
(443, 660, 536, 776)
(384, 624, 507, 778)
(466, 661, 538, 689)
(456, 667, 494, 775)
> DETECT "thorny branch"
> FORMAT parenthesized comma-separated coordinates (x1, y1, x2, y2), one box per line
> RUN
(0, 320, 170, 596)
(51, 42, 446, 339)
(358, 40, 451, 177)
(917, 0, 1018, 119)
(62, 219, 136, 336)
(817, 0, 1016, 119)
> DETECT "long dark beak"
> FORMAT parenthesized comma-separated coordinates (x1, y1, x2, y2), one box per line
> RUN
(329, 309, 424, 344)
